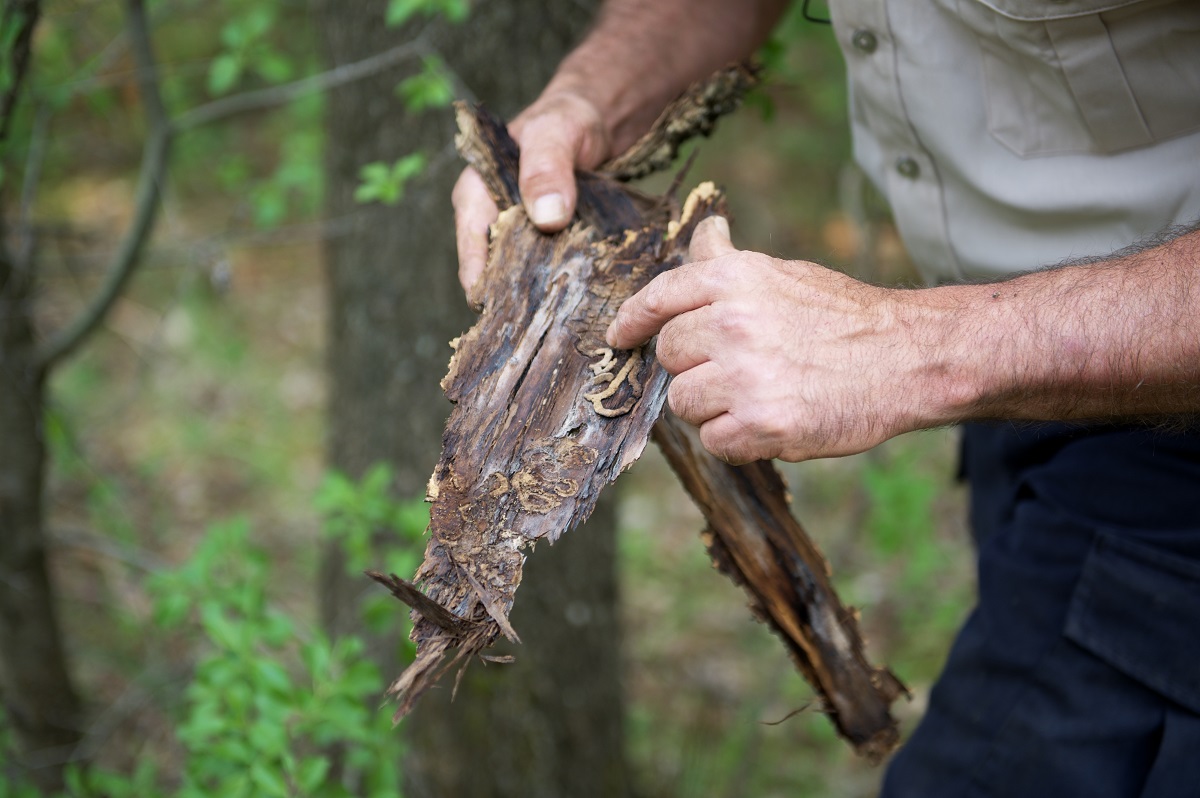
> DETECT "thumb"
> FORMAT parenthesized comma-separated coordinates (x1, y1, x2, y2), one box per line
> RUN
(688, 215, 736, 262)
(517, 118, 582, 232)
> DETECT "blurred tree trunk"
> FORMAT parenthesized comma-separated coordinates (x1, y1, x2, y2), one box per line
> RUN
(312, 2, 632, 797)
(0, 242, 82, 793)
(0, 1, 84, 791)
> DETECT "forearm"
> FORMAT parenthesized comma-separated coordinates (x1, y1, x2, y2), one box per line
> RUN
(547, 0, 790, 155)
(913, 226, 1200, 425)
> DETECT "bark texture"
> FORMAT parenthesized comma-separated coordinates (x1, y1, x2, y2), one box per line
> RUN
(654, 413, 906, 758)
(380, 90, 904, 760)
(312, 3, 631, 796)
(371, 105, 724, 717)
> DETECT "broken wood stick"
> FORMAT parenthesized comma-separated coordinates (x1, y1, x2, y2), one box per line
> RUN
(653, 413, 906, 759)
(370, 64, 905, 758)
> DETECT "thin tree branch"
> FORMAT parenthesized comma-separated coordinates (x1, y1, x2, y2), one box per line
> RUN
(34, 0, 172, 371)
(0, 0, 41, 141)
(173, 33, 433, 131)
(15, 101, 51, 270)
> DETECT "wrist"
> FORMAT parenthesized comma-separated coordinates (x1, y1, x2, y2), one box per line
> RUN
(892, 284, 996, 429)
(542, 60, 672, 158)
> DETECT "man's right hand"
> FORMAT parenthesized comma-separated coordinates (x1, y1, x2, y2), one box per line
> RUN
(451, 89, 613, 298)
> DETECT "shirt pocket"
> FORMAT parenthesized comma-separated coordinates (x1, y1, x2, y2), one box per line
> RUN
(956, 0, 1200, 156)
(1064, 530, 1200, 716)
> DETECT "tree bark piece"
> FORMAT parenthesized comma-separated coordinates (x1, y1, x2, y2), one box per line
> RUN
(653, 413, 907, 759)
(600, 62, 761, 182)
(375, 72, 905, 759)
(372, 101, 726, 720)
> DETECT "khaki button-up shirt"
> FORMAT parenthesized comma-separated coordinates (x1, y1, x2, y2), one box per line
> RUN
(830, 0, 1200, 284)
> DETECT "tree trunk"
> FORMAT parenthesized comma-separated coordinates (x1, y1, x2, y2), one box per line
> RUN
(1, 1, 84, 790)
(0, 245, 83, 791)
(311, 2, 630, 796)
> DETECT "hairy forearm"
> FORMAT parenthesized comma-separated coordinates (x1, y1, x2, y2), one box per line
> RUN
(913, 226, 1200, 425)
(547, 0, 789, 155)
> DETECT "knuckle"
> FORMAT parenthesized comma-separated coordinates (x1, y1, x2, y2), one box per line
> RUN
(452, 168, 486, 205)
(667, 376, 696, 419)
(450, 170, 473, 205)
(640, 281, 670, 318)
(655, 332, 677, 370)
(700, 422, 750, 466)
(655, 317, 689, 367)
(711, 304, 748, 340)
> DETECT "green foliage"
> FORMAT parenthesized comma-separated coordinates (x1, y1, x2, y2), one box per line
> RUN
(139, 517, 404, 798)
(0, 710, 40, 798)
(316, 463, 428, 637)
(353, 154, 427, 206)
(244, 107, 325, 228)
(386, 0, 470, 28)
(0, 467, 426, 797)
(396, 55, 455, 114)
(861, 446, 973, 676)
(207, 4, 295, 96)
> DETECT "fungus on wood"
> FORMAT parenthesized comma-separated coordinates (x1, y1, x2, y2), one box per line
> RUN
(367, 64, 906, 759)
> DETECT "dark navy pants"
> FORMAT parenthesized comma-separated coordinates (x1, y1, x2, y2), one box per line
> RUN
(882, 422, 1200, 798)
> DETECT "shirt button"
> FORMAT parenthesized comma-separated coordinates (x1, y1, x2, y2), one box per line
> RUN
(852, 29, 878, 54)
(895, 156, 920, 179)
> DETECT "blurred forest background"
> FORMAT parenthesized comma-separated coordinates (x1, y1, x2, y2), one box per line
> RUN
(0, 1, 974, 796)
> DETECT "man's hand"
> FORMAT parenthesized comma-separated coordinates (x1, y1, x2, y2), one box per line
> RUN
(606, 216, 937, 464)
(452, 89, 612, 296)
(450, 0, 792, 299)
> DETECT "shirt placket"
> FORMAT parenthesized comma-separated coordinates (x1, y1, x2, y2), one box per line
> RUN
(831, 0, 961, 281)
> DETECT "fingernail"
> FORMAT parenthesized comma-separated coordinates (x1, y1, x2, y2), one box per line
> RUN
(531, 194, 567, 226)
(604, 320, 617, 347)
(712, 216, 730, 238)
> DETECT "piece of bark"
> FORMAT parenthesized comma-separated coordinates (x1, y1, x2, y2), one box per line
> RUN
(653, 413, 907, 759)
(372, 101, 727, 720)
(372, 69, 905, 758)
(600, 62, 761, 181)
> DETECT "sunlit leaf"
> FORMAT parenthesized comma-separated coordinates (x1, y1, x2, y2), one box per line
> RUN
(208, 53, 243, 96)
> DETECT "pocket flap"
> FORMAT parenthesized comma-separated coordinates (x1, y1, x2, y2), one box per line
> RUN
(1065, 532, 1200, 714)
(971, 0, 1145, 21)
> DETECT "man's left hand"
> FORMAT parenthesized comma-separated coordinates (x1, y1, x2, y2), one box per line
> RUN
(606, 216, 937, 464)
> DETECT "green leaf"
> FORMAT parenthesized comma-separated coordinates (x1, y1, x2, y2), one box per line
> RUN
(397, 56, 455, 113)
(387, 0, 470, 27)
(394, 498, 430, 539)
(362, 593, 396, 635)
(302, 639, 332, 678)
(254, 51, 293, 84)
(441, 0, 471, 23)
(208, 53, 243, 96)
(64, 766, 88, 796)
(199, 605, 243, 651)
(385, 0, 423, 27)
(254, 659, 294, 696)
(296, 757, 332, 793)
(354, 154, 426, 206)
(393, 152, 427, 183)
(152, 591, 191, 627)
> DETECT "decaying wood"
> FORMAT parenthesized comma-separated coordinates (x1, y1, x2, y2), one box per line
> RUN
(600, 62, 761, 181)
(370, 65, 905, 758)
(370, 100, 726, 721)
(653, 413, 907, 759)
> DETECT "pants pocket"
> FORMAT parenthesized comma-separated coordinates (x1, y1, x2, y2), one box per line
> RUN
(1064, 531, 1200, 715)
